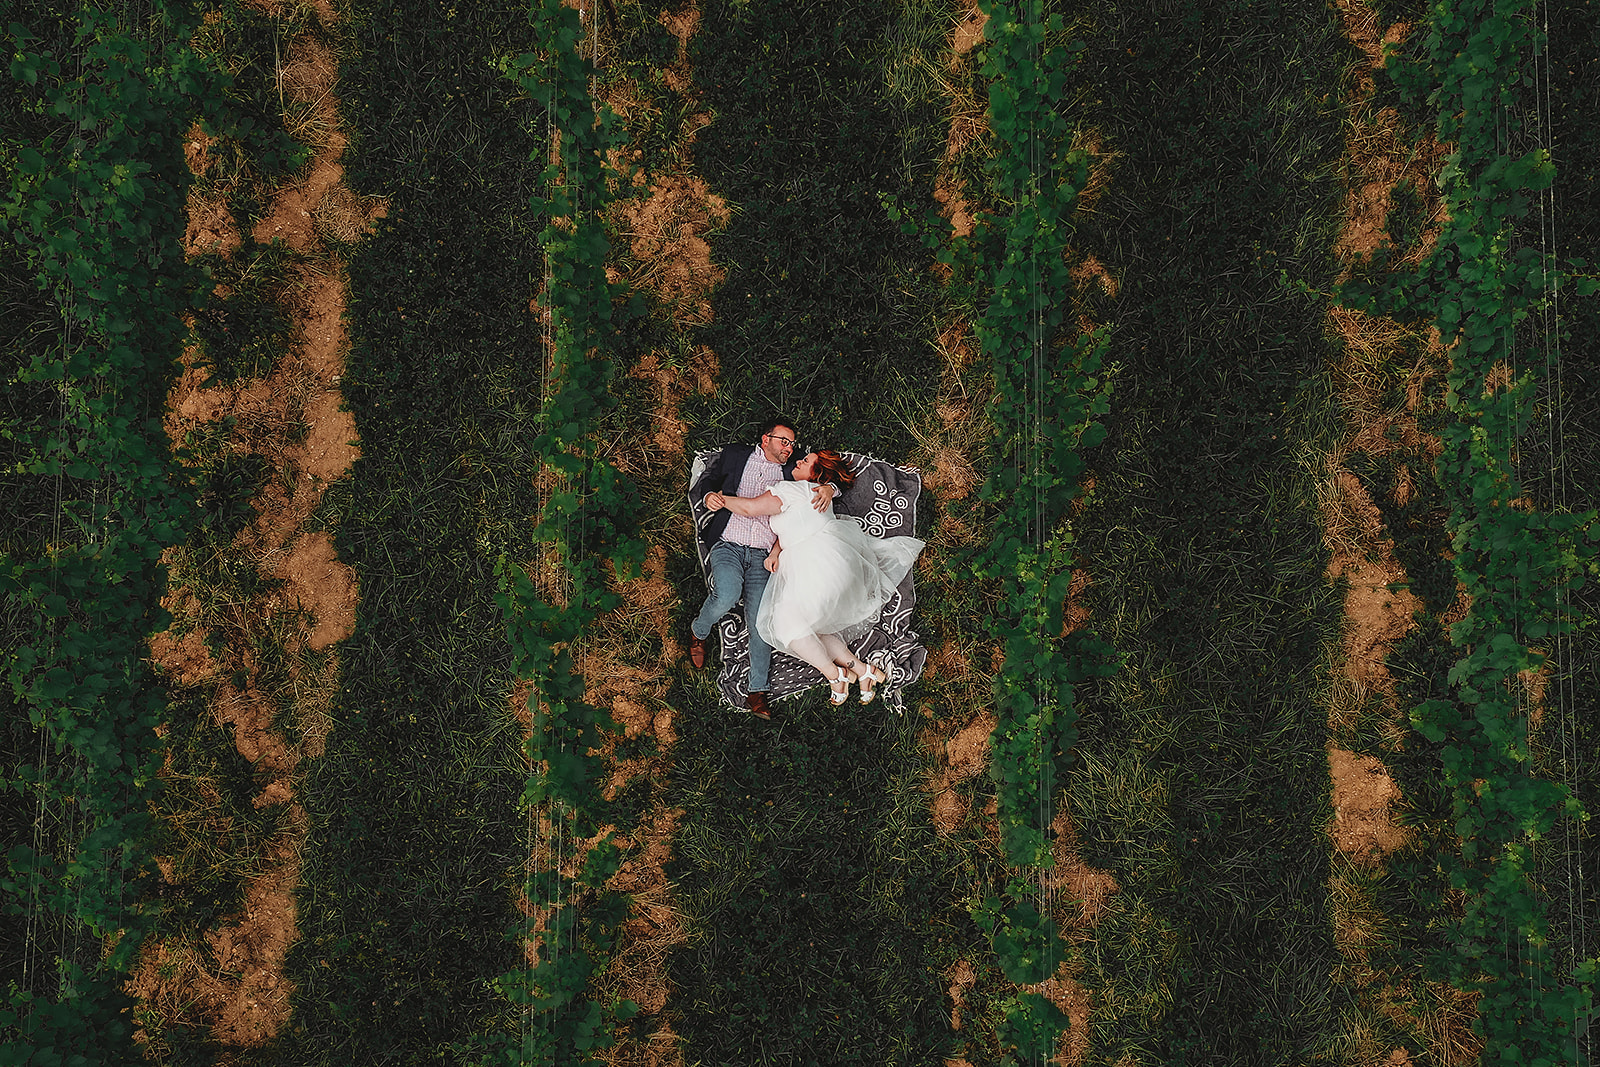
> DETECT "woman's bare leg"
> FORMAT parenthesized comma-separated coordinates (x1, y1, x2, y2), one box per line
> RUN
(819, 633, 858, 669)
(787, 634, 856, 683)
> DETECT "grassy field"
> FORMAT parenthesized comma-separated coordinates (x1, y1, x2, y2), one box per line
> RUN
(1056, 0, 1352, 1060)
(600, 2, 994, 1061)
(252, 0, 552, 1059)
(4, 0, 1599, 1063)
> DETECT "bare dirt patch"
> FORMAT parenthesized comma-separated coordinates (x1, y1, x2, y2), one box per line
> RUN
(1328, 746, 1410, 863)
(932, 3, 989, 244)
(946, 957, 978, 1033)
(1027, 807, 1117, 1066)
(1071, 253, 1118, 299)
(148, 622, 221, 689)
(1325, 512, 1419, 696)
(624, 348, 719, 470)
(612, 168, 730, 325)
(276, 531, 358, 650)
(1332, 1, 1449, 270)
(1324, 3, 1473, 1060)
(660, 4, 701, 95)
(926, 710, 996, 836)
(951, 5, 987, 58)
(139, 3, 368, 1051)
(914, 324, 986, 506)
(603, 4, 726, 331)
(186, 187, 243, 258)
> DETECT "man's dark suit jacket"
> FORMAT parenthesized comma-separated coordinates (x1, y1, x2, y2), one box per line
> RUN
(690, 444, 798, 552)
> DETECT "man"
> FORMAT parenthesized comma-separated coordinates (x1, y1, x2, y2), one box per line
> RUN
(688, 417, 833, 720)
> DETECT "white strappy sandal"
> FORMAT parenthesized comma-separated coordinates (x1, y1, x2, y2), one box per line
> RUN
(854, 658, 890, 705)
(829, 666, 854, 706)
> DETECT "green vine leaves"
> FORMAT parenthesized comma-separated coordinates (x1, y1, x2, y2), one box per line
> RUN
(1340, 0, 1599, 1057)
(471, 0, 646, 1061)
(2, 3, 228, 1060)
(900, 0, 1122, 1054)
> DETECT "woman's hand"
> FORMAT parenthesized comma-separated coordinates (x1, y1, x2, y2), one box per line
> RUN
(704, 491, 725, 511)
(764, 547, 781, 572)
(811, 483, 835, 512)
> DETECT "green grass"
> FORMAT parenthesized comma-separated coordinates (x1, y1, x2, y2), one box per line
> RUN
(1056, 0, 1355, 1061)
(242, 0, 550, 1061)
(585, 0, 1013, 1062)
(191, 241, 301, 385)
(664, 681, 977, 1065)
(681, 0, 947, 454)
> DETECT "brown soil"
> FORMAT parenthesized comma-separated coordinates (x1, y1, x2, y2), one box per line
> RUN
(1332, 2, 1449, 268)
(1026, 808, 1118, 1066)
(1328, 746, 1410, 864)
(931, 807, 1116, 1066)
(1326, 536, 1419, 696)
(917, 11, 1116, 1062)
(925, 710, 997, 836)
(1070, 254, 1118, 299)
(946, 958, 977, 1032)
(1324, 3, 1479, 1062)
(276, 531, 358, 650)
(1322, 0, 1431, 853)
(147, 623, 221, 689)
(931, 2, 988, 244)
(951, 5, 987, 57)
(135, 2, 368, 1051)
(612, 173, 730, 326)
(623, 347, 719, 471)
(514, 7, 726, 1064)
(604, 5, 727, 329)
(186, 185, 243, 258)
(915, 325, 984, 505)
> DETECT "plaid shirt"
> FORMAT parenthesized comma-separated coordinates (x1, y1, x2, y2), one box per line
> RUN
(722, 450, 784, 550)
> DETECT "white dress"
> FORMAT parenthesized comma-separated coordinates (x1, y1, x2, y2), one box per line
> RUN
(754, 480, 926, 655)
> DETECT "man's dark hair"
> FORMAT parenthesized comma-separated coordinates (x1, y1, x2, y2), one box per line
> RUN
(757, 416, 797, 442)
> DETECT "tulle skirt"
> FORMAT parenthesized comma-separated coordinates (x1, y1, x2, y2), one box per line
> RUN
(755, 518, 924, 654)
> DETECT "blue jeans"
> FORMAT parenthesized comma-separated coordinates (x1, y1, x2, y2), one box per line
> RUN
(692, 541, 773, 692)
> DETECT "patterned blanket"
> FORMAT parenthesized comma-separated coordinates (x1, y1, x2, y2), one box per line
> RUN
(688, 450, 927, 715)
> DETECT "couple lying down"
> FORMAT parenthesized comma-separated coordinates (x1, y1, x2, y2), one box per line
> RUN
(688, 420, 925, 719)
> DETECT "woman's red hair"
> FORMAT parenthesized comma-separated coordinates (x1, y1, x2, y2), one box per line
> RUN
(809, 449, 856, 491)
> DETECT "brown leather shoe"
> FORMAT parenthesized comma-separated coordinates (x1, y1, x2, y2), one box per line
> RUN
(688, 631, 706, 669)
(746, 691, 773, 721)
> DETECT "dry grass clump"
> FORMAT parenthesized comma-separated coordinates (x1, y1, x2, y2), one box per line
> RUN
(312, 185, 377, 245)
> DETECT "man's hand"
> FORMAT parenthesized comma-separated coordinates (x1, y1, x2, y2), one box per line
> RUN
(764, 549, 780, 573)
(704, 491, 725, 512)
(811, 483, 835, 512)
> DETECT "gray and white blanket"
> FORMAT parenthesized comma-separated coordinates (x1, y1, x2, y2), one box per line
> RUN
(687, 450, 928, 715)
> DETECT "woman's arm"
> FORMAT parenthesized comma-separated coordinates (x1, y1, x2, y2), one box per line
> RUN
(705, 489, 782, 517)
(764, 538, 781, 573)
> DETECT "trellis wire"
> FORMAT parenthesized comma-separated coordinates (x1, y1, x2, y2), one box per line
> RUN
(1531, 0, 1589, 1054)
(21, 9, 91, 1012)
(1027, 8, 1055, 1060)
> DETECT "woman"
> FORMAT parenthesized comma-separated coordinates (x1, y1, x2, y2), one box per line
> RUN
(705, 449, 925, 704)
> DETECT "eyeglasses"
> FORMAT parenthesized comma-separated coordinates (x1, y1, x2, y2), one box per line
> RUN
(764, 434, 796, 448)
